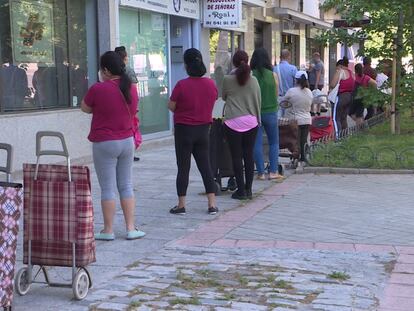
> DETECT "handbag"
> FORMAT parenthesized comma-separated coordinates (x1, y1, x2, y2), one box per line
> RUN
(328, 70, 344, 103)
(132, 114, 142, 149)
(112, 81, 142, 149)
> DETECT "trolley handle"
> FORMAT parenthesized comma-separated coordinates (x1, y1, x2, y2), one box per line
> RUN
(0, 143, 12, 182)
(35, 131, 71, 182)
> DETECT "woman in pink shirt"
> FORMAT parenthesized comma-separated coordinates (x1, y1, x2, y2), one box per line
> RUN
(168, 48, 218, 215)
(81, 51, 145, 241)
(349, 63, 377, 125)
(330, 57, 355, 135)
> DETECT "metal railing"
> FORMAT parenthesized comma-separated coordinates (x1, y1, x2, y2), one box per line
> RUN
(304, 113, 414, 169)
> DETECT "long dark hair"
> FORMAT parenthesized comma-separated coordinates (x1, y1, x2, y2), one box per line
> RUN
(250, 48, 273, 74)
(100, 51, 131, 103)
(232, 50, 251, 86)
(114, 46, 127, 62)
(184, 48, 206, 77)
(342, 56, 349, 67)
(355, 63, 364, 77)
(296, 74, 309, 89)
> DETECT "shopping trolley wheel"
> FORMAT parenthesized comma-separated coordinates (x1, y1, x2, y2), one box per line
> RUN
(15, 267, 31, 296)
(227, 177, 237, 191)
(73, 269, 90, 300)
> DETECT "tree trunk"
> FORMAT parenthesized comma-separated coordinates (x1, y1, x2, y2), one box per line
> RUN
(411, 3, 414, 62)
(394, 10, 404, 134)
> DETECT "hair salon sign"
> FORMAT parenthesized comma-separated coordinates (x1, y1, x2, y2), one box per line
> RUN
(120, 0, 200, 20)
(203, 0, 242, 28)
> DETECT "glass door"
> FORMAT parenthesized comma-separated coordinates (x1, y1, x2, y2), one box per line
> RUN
(119, 8, 169, 134)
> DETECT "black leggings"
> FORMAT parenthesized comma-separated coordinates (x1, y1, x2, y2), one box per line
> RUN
(298, 125, 310, 162)
(174, 124, 216, 197)
(224, 125, 258, 194)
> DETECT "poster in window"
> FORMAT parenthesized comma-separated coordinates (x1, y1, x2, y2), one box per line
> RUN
(10, 0, 54, 63)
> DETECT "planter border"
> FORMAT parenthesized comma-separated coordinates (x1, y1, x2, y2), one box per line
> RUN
(296, 166, 414, 175)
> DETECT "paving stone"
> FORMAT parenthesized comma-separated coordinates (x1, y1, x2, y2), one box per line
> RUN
(132, 281, 170, 289)
(96, 302, 129, 311)
(130, 294, 157, 301)
(199, 299, 231, 306)
(230, 302, 268, 310)
(184, 306, 210, 311)
(146, 300, 170, 308)
(266, 298, 301, 307)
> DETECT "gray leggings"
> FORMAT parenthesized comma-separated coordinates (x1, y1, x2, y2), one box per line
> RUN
(93, 137, 134, 201)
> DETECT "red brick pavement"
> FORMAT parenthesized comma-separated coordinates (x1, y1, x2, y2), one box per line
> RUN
(169, 177, 414, 310)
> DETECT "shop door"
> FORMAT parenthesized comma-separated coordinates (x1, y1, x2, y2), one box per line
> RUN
(282, 34, 300, 66)
(119, 8, 169, 135)
(170, 16, 192, 90)
(254, 20, 264, 49)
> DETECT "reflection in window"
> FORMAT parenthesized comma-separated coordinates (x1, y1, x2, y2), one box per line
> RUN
(120, 8, 169, 134)
(0, 0, 91, 113)
(210, 30, 232, 98)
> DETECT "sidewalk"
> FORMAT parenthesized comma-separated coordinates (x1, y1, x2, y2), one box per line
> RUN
(12, 143, 285, 310)
(11, 142, 414, 310)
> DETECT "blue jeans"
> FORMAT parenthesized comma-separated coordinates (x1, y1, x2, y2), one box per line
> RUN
(254, 112, 279, 174)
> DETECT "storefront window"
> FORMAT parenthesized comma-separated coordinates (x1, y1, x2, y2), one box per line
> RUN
(306, 38, 323, 65)
(282, 34, 300, 66)
(119, 8, 169, 135)
(0, 0, 93, 113)
(209, 30, 244, 97)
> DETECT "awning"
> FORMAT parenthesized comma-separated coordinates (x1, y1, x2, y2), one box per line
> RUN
(243, 0, 266, 7)
(274, 7, 332, 29)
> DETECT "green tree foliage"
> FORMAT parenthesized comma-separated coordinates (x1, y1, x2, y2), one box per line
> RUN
(320, 0, 413, 59)
(319, 0, 414, 116)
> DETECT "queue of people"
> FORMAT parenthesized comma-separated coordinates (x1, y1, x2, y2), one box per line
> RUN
(329, 56, 390, 136)
(81, 47, 388, 240)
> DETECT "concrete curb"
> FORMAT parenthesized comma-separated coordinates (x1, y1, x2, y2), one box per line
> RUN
(296, 166, 414, 175)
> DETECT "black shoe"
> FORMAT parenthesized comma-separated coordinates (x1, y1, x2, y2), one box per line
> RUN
(231, 191, 247, 200)
(170, 206, 186, 215)
(208, 206, 219, 215)
(134, 157, 140, 162)
(245, 189, 253, 200)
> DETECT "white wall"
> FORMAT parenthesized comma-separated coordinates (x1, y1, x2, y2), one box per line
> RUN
(303, 0, 320, 18)
(0, 110, 92, 176)
(280, 0, 299, 10)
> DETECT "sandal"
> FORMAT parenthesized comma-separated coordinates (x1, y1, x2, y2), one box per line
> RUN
(126, 228, 146, 240)
(269, 173, 285, 180)
(95, 231, 115, 241)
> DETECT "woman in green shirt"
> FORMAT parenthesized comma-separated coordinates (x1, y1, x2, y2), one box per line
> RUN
(251, 48, 284, 180)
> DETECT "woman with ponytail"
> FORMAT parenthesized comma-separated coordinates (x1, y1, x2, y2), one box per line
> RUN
(251, 48, 284, 181)
(81, 51, 145, 241)
(222, 50, 261, 200)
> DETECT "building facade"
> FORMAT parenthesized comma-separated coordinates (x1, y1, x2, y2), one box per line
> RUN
(0, 0, 333, 173)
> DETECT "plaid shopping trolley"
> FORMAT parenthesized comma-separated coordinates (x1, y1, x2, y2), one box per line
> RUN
(0, 143, 22, 311)
(15, 132, 95, 300)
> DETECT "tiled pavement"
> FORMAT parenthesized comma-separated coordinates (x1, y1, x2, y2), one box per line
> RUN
(10, 141, 414, 310)
(11, 144, 283, 310)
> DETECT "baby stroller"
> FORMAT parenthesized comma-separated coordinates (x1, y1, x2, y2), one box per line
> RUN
(310, 94, 334, 142)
